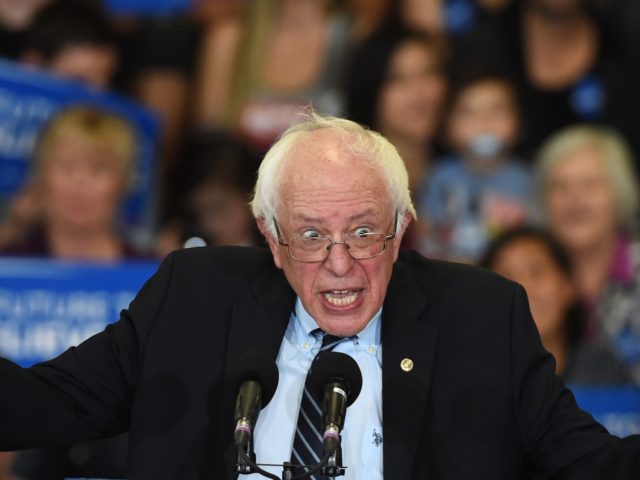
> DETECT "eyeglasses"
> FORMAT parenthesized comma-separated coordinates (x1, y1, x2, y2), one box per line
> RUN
(274, 212, 398, 263)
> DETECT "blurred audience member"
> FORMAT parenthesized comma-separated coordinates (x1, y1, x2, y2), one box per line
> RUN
(192, 0, 352, 153)
(401, 0, 512, 36)
(19, 0, 119, 90)
(419, 74, 530, 262)
(484, 0, 640, 160)
(537, 125, 640, 382)
(346, 25, 448, 195)
(481, 226, 631, 384)
(118, 11, 200, 206)
(156, 132, 261, 257)
(0, 105, 145, 261)
(0, 0, 49, 59)
(345, 0, 394, 42)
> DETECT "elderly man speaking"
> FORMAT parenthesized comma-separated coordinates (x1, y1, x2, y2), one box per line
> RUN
(1, 115, 638, 479)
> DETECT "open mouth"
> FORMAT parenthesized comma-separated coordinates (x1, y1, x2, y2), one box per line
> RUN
(322, 289, 360, 307)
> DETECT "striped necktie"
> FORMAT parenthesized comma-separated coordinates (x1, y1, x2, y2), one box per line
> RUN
(290, 330, 352, 479)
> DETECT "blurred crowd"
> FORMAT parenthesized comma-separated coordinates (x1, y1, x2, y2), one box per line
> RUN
(1, 0, 640, 478)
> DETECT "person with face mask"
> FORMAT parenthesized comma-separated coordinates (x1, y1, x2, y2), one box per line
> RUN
(419, 74, 531, 262)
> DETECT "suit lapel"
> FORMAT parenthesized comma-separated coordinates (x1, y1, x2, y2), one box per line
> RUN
(382, 258, 438, 480)
(226, 266, 295, 363)
(220, 265, 296, 479)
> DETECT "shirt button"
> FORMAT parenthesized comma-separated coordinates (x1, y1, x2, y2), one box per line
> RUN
(303, 342, 311, 350)
(368, 345, 376, 353)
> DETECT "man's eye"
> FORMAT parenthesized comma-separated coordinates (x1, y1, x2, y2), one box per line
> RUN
(354, 227, 372, 238)
(301, 230, 322, 240)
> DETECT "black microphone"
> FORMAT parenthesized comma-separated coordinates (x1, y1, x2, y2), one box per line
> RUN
(307, 351, 363, 453)
(231, 351, 279, 448)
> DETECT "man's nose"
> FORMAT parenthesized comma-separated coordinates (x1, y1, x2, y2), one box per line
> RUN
(322, 241, 355, 276)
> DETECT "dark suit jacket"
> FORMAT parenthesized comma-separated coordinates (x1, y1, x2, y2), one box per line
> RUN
(1, 247, 639, 479)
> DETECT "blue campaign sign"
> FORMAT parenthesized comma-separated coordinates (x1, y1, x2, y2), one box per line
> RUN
(106, 0, 191, 15)
(0, 257, 159, 367)
(570, 385, 640, 437)
(0, 60, 160, 246)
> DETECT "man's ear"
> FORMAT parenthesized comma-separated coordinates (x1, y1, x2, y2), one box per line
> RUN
(257, 217, 283, 268)
(392, 211, 413, 261)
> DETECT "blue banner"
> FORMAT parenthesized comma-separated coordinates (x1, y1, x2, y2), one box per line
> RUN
(106, 0, 191, 15)
(0, 60, 160, 246)
(0, 257, 158, 367)
(570, 385, 640, 437)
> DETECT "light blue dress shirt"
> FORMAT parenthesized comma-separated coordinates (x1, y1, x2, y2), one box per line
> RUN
(241, 298, 383, 479)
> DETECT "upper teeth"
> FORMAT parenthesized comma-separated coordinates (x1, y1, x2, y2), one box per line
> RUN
(324, 290, 358, 306)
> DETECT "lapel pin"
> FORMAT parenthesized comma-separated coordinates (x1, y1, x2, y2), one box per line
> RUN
(400, 358, 414, 372)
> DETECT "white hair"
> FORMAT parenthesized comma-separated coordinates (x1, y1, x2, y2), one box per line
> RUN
(251, 112, 417, 238)
(536, 124, 639, 229)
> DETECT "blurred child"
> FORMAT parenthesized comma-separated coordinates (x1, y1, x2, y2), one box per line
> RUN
(419, 74, 531, 261)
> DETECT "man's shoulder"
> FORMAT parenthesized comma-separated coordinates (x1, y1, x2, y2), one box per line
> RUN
(397, 249, 509, 281)
(163, 245, 276, 283)
(395, 250, 517, 305)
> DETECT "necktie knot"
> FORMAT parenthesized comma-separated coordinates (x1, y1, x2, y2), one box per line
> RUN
(311, 329, 355, 352)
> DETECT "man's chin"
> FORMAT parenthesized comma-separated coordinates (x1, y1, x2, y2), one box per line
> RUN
(314, 313, 370, 337)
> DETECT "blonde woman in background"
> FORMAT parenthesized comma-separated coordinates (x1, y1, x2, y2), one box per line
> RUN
(0, 105, 145, 260)
(536, 124, 640, 383)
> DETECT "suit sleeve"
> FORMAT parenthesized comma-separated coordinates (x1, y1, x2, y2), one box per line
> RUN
(510, 283, 640, 478)
(0, 252, 178, 450)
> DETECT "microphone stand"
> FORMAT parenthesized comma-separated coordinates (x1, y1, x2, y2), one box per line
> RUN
(236, 431, 256, 475)
(236, 444, 280, 480)
(318, 437, 345, 478)
(235, 435, 346, 480)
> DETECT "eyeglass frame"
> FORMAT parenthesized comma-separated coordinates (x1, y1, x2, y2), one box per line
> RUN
(273, 211, 399, 263)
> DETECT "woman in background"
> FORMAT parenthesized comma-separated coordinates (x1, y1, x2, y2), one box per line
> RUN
(345, 26, 448, 195)
(536, 125, 640, 383)
(0, 105, 144, 260)
(481, 226, 631, 384)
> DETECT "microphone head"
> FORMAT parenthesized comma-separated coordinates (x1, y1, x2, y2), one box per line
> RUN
(229, 351, 279, 407)
(308, 352, 363, 407)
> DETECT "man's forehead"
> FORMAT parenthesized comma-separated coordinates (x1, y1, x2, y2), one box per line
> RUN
(280, 130, 378, 181)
